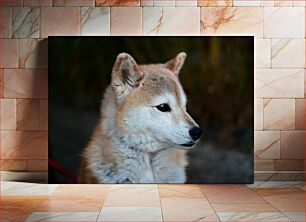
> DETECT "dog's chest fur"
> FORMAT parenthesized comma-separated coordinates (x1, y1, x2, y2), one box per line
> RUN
(139, 154, 155, 183)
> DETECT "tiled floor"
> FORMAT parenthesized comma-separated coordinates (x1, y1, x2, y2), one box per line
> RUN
(0, 181, 305, 221)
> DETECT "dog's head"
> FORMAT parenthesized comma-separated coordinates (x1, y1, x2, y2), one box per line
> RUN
(111, 52, 202, 150)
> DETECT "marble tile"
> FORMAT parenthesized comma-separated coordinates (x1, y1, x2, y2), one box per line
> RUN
(254, 171, 304, 181)
(143, 7, 200, 35)
(103, 184, 160, 207)
(0, 196, 47, 221)
(0, 131, 48, 159)
(23, 0, 52, 6)
(0, 39, 18, 68)
(199, 185, 266, 204)
(304, 70, 306, 98)
(283, 212, 305, 222)
(0, 7, 11, 38)
(293, 0, 305, 6)
(19, 39, 48, 68)
(248, 181, 304, 188)
(212, 203, 278, 212)
(254, 131, 280, 160)
(96, 0, 140, 6)
(161, 197, 219, 221)
(1, 181, 58, 196)
(39, 99, 48, 130)
(98, 207, 162, 221)
(3, 69, 48, 98)
(200, 7, 263, 38)
(255, 39, 271, 68)
(0, 69, 2, 98)
(26, 212, 99, 221)
(111, 7, 142, 35)
(264, 7, 305, 38)
(12, 7, 39, 38)
(274, 0, 293, 6)
(141, 0, 153, 6)
(255, 69, 304, 98)
(260, 0, 274, 6)
(176, 0, 197, 6)
(154, 0, 175, 6)
(17, 99, 40, 130)
(295, 99, 305, 130)
(254, 160, 274, 171)
(198, 0, 232, 6)
(81, 7, 110, 36)
(53, 0, 95, 6)
(41, 7, 80, 38)
(275, 160, 304, 171)
(27, 159, 48, 171)
(0, 159, 27, 171)
(0, 99, 17, 130)
(255, 99, 263, 130)
(263, 99, 295, 130)
(280, 131, 305, 159)
(233, 0, 260, 6)
(272, 39, 305, 68)
(158, 184, 204, 198)
(52, 184, 111, 198)
(217, 212, 291, 221)
(0, 0, 22, 6)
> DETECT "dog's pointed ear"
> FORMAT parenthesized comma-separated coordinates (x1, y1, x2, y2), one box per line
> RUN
(164, 52, 187, 76)
(111, 53, 143, 101)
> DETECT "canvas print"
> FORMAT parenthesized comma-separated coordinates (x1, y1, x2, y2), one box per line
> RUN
(49, 37, 254, 184)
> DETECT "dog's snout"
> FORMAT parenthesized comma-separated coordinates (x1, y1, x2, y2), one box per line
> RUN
(189, 127, 203, 141)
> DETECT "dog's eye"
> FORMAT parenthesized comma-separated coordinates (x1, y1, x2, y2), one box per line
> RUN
(155, 103, 171, 112)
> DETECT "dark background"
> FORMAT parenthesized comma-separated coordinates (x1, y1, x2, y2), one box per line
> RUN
(49, 37, 254, 184)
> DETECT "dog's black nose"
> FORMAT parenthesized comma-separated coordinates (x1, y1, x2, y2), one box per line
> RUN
(189, 127, 203, 141)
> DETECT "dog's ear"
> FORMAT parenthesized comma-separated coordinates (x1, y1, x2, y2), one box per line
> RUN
(164, 52, 187, 76)
(111, 53, 143, 101)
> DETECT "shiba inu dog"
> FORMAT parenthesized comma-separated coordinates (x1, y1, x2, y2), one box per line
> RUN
(79, 52, 203, 183)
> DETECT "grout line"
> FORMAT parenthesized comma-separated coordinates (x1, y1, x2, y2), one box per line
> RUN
(157, 184, 165, 222)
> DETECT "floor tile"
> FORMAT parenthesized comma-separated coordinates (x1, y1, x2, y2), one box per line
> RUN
(248, 181, 304, 189)
(217, 212, 291, 221)
(98, 207, 162, 221)
(52, 184, 111, 198)
(103, 184, 160, 207)
(283, 212, 305, 221)
(158, 184, 203, 198)
(25, 212, 99, 221)
(0, 196, 47, 221)
(212, 203, 278, 212)
(1, 181, 58, 196)
(199, 185, 266, 204)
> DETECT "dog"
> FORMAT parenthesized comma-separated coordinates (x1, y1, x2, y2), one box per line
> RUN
(78, 52, 203, 183)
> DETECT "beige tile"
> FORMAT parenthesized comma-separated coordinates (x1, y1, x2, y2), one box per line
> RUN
(0, 159, 27, 171)
(52, 184, 111, 198)
(27, 159, 48, 171)
(176, 0, 197, 6)
(295, 99, 305, 130)
(154, 0, 175, 6)
(198, 0, 232, 6)
(0, 99, 16, 130)
(217, 212, 291, 221)
(96, 0, 140, 6)
(143, 7, 200, 35)
(0, 39, 18, 68)
(280, 130, 304, 159)
(255, 131, 280, 160)
(3, 69, 48, 98)
(0, 7, 11, 38)
(111, 7, 142, 35)
(0, 131, 48, 159)
(19, 39, 48, 68)
(141, 0, 153, 6)
(275, 160, 304, 171)
(161, 197, 219, 221)
(81, 7, 110, 36)
(283, 212, 305, 221)
(158, 184, 203, 198)
(0, 0, 22, 6)
(103, 185, 160, 207)
(41, 7, 80, 38)
(254, 160, 274, 171)
(25, 212, 99, 222)
(305, 70, 306, 98)
(17, 99, 40, 130)
(263, 99, 295, 130)
(293, 0, 306, 6)
(272, 39, 305, 68)
(264, 7, 305, 38)
(200, 7, 263, 38)
(233, 0, 260, 6)
(261, 0, 274, 6)
(23, 0, 52, 6)
(199, 185, 266, 204)
(212, 203, 278, 212)
(274, 0, 293, 6)
(255, 99, 263, 130)
(98, 207, 162, 221)
(53, 0, 95, 6)
(39, 99, 48, 130)
(255, 39, 271, 68)
(12, 7, 39, 38)
(255, 69, 304, 98)
(0, 69, 2, 98)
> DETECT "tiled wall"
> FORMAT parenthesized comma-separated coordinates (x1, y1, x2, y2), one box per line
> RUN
(0, 0, 305, 180)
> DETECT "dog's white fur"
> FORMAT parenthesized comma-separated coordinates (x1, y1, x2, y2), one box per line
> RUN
(79, 52, 200, 183)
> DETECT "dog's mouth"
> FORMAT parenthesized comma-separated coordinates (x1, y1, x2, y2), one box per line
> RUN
(180, 142, 195, 147)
